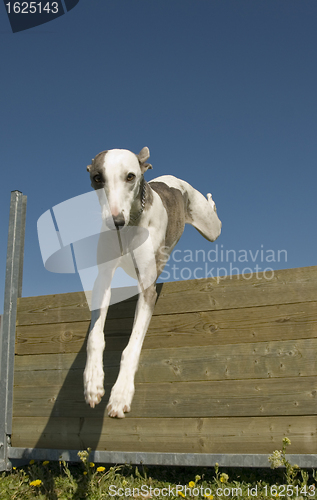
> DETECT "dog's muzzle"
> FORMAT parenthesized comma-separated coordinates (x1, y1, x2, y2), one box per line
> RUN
(112, 213, 125, 228)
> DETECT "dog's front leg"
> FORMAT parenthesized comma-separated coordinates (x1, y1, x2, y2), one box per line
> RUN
(107, 283, 157, 418)
(84, 264, 115, 408)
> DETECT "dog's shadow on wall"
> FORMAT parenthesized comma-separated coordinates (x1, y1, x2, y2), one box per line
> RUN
(34, 284, 163, 453)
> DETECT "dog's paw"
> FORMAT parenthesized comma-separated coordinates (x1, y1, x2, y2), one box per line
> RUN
(84, 362, 105, 408)
(207, 193, 217, 212)
(107, 380, 134, 418)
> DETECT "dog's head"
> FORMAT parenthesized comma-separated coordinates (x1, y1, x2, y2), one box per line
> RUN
(87, 147, 152, 228)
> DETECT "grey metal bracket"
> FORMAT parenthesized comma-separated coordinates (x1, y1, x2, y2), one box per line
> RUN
(0, 191, 27, 471)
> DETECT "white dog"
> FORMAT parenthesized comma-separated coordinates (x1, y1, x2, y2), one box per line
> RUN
(84, 147, 222, 418)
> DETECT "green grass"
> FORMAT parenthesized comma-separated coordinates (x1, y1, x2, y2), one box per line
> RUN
(0, 440, 316, 500)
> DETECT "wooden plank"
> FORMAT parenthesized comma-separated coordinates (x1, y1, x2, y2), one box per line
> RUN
(15, 321, 89, 355)
(13, 339, 317, 386)
(12, 376, 317, 418)
(16, 266, 317, 326)
(16, 292, 136, 326)
(13, 366, 119, 389)
(11, 416, 317, 454)
(15, 301, 317, 355)
(143, 301, 317, 349)
(14, 352, 86, 371)
(139, 339, 317, 382)
(15, 321, 131, 355)
(11, 417, 84, 451)
(155, 266, 317, 315)
(17, 291, 91, 325)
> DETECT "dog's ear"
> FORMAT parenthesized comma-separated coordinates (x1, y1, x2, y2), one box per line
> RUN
(138, 147, 150, 163)
(87, 158, 95, 172)
(137, 147, 152, 173)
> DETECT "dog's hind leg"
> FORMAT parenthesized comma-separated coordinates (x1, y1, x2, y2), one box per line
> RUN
(185, 185, 222, 242)
(107, 283, 157, 418)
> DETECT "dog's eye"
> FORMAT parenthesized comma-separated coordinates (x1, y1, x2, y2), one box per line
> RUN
(93, 174, 102, 183)
(126, 173, 136, 182)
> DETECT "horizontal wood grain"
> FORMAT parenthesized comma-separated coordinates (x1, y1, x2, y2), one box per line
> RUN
(16, 266, 317, 326)
(12, 266, 317, 455)
(13, 339, 317, 385)
(15, 301, 317, 355)
(11, 415, 317, 454)
(12, 376, 317, 418)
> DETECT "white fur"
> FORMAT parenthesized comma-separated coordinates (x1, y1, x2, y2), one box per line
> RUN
(84, 148, 221, 417)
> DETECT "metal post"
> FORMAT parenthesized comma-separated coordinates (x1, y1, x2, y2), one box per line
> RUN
(0, 191, 27, 471)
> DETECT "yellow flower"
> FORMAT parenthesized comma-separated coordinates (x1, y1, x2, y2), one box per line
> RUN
(83, 471, 88, 475)
(30, 479, 42, 487)
(189, 481, 195, 488)
(89, 462, 95, 467)
(97, 466, 106, 472)
(13, 467, 16, 470)
(29, 460, 35, 465)
(220, 473, 229, 483)
(43, 461, 49, 465)
(178, 492, 185, 497)
(204, 496, 213, 500)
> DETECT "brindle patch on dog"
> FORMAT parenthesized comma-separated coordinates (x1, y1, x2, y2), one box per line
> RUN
(149, 181, 188, 249)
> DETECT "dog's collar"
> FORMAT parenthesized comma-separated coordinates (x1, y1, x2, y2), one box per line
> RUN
(129, 183, 146, 223)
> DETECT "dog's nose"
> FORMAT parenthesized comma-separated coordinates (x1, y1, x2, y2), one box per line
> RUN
(112, 213, 125, 228)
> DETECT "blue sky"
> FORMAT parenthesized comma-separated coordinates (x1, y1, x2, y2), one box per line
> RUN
(0, 0, 316, 313)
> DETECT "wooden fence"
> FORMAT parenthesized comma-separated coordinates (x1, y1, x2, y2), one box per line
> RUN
(12, 266, 317, 455)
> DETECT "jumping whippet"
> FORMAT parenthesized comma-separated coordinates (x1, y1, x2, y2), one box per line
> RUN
(84, 147, 222, 418)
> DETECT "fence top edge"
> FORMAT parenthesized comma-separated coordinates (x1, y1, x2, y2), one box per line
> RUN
(16, 265, 317, 304)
